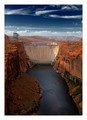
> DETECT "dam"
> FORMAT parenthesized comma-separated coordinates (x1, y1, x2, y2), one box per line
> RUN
(24, 43, 59, 64)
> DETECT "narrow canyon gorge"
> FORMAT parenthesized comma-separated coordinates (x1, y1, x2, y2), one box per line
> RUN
(5, 35, 82, 115)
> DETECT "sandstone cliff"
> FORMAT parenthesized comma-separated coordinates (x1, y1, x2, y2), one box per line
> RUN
(54, 40, 82, 114)
(5, 35, 41, 115)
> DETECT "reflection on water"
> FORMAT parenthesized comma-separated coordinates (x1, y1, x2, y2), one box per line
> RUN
(27, 64, 79, 115)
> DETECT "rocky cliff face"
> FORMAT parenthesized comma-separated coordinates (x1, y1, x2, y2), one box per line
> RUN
(54, 40, 82, 114)
(5, 36, 30, 83)
(5, 35, 41, 115)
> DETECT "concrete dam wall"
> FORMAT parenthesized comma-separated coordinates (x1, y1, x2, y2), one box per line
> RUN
(24, 44, 59, 64)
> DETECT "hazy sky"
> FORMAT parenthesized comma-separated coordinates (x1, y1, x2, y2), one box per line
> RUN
(5, 5, 82, 37)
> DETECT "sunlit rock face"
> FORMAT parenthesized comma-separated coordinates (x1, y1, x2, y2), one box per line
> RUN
(54, 40, 82, 81)
(54, 40, 82, 114)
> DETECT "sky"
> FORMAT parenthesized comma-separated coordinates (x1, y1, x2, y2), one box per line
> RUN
(5, 5, 82, 37)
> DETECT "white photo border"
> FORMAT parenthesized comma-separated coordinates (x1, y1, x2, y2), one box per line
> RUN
(0, 0, 87, 120)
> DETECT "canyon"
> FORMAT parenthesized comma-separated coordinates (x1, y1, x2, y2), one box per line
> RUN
(5, 35, 82, 115)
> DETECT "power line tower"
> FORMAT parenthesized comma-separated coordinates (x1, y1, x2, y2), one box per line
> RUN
(13, 32, 19, 41)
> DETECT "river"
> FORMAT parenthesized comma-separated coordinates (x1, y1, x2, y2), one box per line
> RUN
(27, 64, 79, 115)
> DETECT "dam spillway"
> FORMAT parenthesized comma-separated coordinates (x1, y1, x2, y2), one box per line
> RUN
(24, 44, 59, 64)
